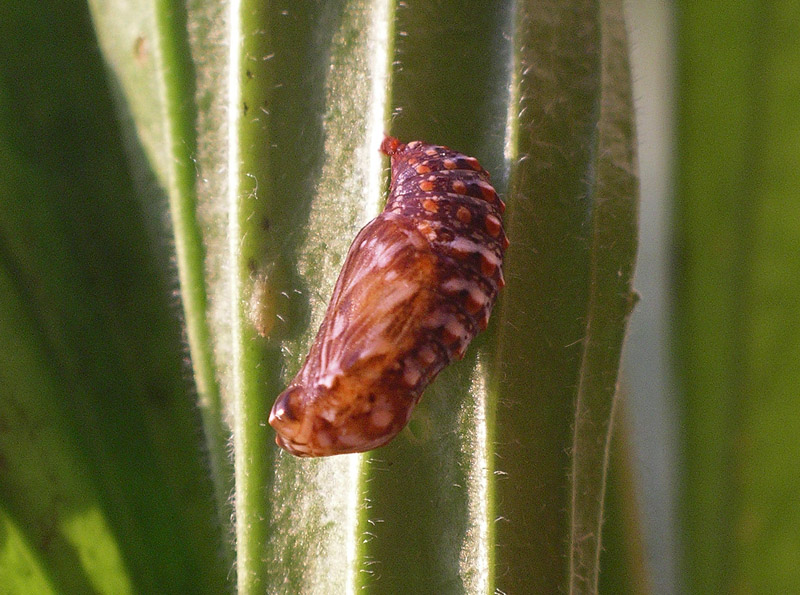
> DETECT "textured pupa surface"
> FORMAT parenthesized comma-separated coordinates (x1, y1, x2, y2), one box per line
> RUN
(269, 136, 508, 457)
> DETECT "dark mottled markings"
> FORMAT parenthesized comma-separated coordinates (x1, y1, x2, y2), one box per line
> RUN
(269, 136, 507, 457)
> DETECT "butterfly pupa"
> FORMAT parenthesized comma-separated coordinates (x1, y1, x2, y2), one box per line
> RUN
(269, 137, 507, 456)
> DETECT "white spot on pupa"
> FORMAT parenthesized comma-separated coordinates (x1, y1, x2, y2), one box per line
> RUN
(445, 318, 469, 342)
(446, 237, 500, 266)
(469, 286, 489, 308)
(403, 359, 421, 386)
(337, 432, 365, 447)
(316, 431, 333, 448)
(291, 442, 311, 455)
(374, 236, 407, 268)
(331, 310, 348, 338)
(441, 277, 471, 293)
(317, 364, 342, 389)
(319, 408, 337, 423)
(424, 310, 450, 329)
(371, 408, 393, 429)
(413, 221, 435, 242)
(418, 345, 437, 365)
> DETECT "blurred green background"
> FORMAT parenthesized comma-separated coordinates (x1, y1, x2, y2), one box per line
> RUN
(626, 1, 800, 593)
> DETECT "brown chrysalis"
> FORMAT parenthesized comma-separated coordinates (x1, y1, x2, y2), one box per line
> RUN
(269, 137, 507, 456)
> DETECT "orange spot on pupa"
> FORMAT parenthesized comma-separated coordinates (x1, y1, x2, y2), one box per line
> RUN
(425, 148, 438, 156)
(485, 214, 501, 237)
(417, 220, 435, 240)
(452, 180, 467, 194)
(442, 326, 460, 345)
(480, 254, 497, 277)
(477, 180, 497, 203)
(464, 156, 481, 171)
(456, 206, 472, 224)
(443, 159, 457, 170)
(465, 293, 483, 315)
(422, 199, 438, 213)
(380, 135, 403, 155)
(502, 234, 510, 250)
(419, 180, 434, 191)
(415, 164, 432, 174)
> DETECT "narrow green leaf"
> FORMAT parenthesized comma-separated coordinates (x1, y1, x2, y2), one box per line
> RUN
(227, 2, 394, 592)
(1, 1, 229, 591)
(568, 1, 639, 590)
(496, 2, 600, 592)
(496, 0, 638, 591)
(88, 0, 234, 537)
(600, 398, 653, 595)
